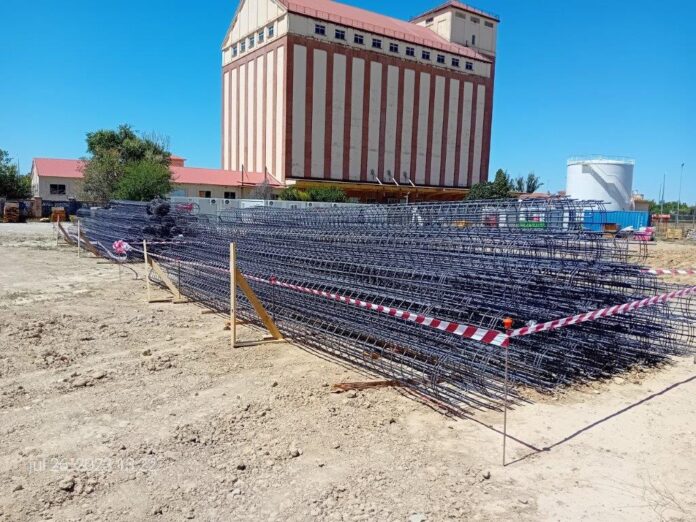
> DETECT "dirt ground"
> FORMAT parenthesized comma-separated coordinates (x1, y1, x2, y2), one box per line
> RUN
(1, 223, 695, 521)
(643, 239, 696, 268)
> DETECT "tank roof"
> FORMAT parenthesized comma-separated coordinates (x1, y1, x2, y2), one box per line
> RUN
(567, 155, 635, 166)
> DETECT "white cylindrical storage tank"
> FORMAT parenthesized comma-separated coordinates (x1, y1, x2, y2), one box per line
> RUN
(566, 156, 635, 211)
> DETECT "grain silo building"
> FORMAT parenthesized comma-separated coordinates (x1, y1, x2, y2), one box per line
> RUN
(221, 0, 499, 201)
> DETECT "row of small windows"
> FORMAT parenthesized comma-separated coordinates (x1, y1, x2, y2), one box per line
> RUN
(197, 191, 238, 199)
(314, 23, 474, 71)
(429, 13, 494, 27)
(231, 24, 276, 58)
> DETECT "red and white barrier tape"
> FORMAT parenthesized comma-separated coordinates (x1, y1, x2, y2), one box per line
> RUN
(245, 275, 511, 347)
(510, 285, 696, 339)
(125, 244, 696, 349)
(643, 268, 696, 276)
(140, 250, 509, 346)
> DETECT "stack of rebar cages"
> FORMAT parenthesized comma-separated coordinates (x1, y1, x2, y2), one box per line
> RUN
(77, 198, 695, 412)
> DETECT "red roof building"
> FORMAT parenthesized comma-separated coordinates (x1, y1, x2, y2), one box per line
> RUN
(30, 157, 279, 201)
(221, 0, 499, 201)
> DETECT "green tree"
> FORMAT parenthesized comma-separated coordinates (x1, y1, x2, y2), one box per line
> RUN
(80, 152, 120, 203)
(0, 150, 31, 199)
(81, 125, 172, 202)
(86, 125, 170, 166)
(524, 172, 544, 193)
(112, 160, 172, 201)
(646, 200, 693, 214)
(466, 169, 513, 200)
(511, 172, 543, 193)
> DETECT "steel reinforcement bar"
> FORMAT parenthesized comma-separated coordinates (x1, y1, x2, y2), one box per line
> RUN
(76, 198, 695, 412)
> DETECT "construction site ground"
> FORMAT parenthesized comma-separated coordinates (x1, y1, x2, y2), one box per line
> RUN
(1, 223, 695, 521)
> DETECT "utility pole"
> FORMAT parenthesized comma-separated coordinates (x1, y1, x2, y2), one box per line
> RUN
(676, 163, 684, 225)
(660, 174, 665, 215)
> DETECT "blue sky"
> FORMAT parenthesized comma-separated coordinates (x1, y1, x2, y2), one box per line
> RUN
(1, 0, 694, 202)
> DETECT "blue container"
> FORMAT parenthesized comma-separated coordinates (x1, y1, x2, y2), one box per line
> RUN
(583, 210, 649, 232)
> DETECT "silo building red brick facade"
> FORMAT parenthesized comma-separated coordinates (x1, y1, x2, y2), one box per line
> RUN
(221, 0, 498, 200)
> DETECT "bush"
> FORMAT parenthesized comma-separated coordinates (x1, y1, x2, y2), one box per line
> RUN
(279, 186, 347, 202)
(306, 187, 347, 202)
(278, 187, 309, 201)
(112, 160, 172, 202)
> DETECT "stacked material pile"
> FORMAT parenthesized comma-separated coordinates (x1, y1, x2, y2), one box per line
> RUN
(50, 207, 67, 223)
(78, 199, 695, 411)
(3, 202, 20, 223)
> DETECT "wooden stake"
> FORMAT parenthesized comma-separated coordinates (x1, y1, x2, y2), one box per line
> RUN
(142, 242, 174, 303)
(503, 342, 509, 466)
(502, 318, 513, 467)
(229, 242, 283, 348)
(233, 337, 285, 348)
(77, 230, 101, 257)
(56, 221, 74, 245)
(230, 243, 237, 348)
(143, 240, 151, 303)
(331, 380, 405, 392)
(149, 257, 185, 302)
(235, 268, 283, 341)
(176, 260, 183, 301)
(77, 219, 81, 257)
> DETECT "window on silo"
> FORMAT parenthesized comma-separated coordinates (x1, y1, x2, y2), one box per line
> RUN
(354, 34, 364, 45)
(232, 45, 238, 57)
(249, 35, 255, 48)
(268, 25, 275, 38)
(422, 50, 430, 60)
(372, 38, 382, 49)
(389, 43, 399, 53)
(240, 41, 246, 52)
(436, 54, 445, 64)
(465, 61, 473, 70)
(335, 29, 346, 40)
(452, 58, 460, 67)
(471, 34, 476, 46)
(315, 24, 326, 36)
(258, 29, 265, 43)
(406, 46, 415, 57)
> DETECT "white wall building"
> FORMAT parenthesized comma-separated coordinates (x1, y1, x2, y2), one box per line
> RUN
(31, 157, 280, 202)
